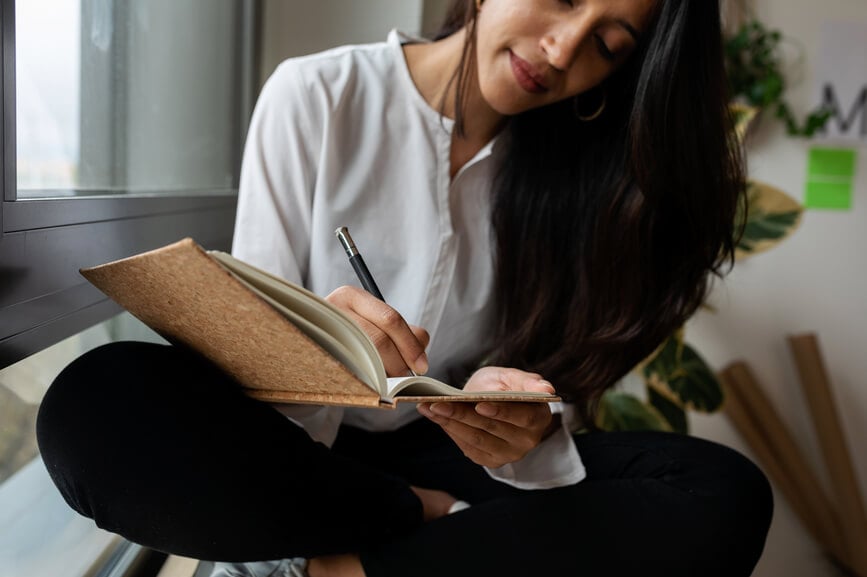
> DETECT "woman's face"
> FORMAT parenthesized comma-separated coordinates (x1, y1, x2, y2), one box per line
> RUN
(474, 0, 656, 115)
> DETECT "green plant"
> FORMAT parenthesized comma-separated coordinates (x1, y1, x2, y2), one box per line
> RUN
(598, 329, 724, 434)
(724, 19, 831, 137)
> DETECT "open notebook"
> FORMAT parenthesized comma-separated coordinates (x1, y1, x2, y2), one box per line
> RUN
(81, 238, 559, 408)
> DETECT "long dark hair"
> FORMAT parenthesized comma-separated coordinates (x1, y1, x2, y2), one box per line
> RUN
(438, 1, 745, 426)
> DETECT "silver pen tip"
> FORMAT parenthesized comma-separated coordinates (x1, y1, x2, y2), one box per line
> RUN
(334, 226, 357, 257)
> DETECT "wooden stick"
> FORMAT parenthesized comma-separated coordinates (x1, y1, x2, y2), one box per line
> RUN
(722, 374, 826, 543)
(720, 363, 850, 567)
(788, 334, 867, 576)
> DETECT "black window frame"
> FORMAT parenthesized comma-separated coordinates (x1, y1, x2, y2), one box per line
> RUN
(0, 0, 261, 371)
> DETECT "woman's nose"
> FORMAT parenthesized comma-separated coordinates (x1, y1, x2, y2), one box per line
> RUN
(540, 20, 590, 72)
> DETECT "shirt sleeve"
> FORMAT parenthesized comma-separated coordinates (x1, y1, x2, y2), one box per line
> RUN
(232, 59, 320, 285)
(483, 402, 586, 489)
(231, 59, 344, 446)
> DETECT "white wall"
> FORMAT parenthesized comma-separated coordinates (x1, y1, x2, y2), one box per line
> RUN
(688, 2, 867, 576)
(259, 0, 424, 86)
(421, 0, 452, 37)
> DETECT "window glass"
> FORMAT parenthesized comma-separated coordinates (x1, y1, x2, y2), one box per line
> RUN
(14, 0, 80, 192)
(16, 0, 243, 197)
(0, 315, 165, 576)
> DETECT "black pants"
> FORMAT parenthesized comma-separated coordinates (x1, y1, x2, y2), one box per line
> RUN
(37, 342, 773, 577)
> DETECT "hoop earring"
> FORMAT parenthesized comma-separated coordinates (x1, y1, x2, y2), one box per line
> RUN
(574, 90, 606, 122)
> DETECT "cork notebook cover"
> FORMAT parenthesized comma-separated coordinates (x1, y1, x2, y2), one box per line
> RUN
(81, 238, 383, 408)
(82, 238, 560, 407)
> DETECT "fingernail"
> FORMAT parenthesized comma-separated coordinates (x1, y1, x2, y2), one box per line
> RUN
(475, 403, 497, 417)
(538, 379, 555, 391)
(429, 403, 452, 417)
(417, 403, 431, 416)
(414, 353, 428, 375)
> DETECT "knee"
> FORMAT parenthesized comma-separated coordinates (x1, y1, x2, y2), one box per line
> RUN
(37, 341, 162, 439)
(712, 442, 774, 531)
(36, 341, 170, 517)
(732, 449, 774, 542)
(624, 433, 774, 575)
(688, 442, 774, 576)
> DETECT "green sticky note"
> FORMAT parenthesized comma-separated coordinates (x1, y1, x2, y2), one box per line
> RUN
(808, 148, 856, 177)
(805, 181, 853, 210)
(805, 148, 857, 210)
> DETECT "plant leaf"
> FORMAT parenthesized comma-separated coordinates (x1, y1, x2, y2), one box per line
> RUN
(648, 385, 689, 434)
(643, 337, 724, 413)
(665, 344, 725, 413)
(596, 391, 672, 432)
(642, 332, 682, 382)
(730, 103, 759, 143)
(735, 180, 803, 259)
(743, 215, 798, 242)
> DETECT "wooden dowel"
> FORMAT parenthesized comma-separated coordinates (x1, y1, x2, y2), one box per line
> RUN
(721, 363, 850, 567)
(722, 374, 825, 542)
(788, 334, 867, 576)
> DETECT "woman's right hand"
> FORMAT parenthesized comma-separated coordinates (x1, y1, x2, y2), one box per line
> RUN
(325, 285, 429, 377)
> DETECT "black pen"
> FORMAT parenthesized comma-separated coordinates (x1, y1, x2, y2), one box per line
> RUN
(335, 226, 417, 376)
(335, 226, 384, 300)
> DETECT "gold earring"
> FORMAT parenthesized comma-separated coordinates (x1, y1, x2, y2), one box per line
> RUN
(574, 90, 606, 122)
(476, 0, 482, 11)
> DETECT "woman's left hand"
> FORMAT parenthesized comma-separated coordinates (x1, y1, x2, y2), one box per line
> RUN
(417, 367, 555, 468)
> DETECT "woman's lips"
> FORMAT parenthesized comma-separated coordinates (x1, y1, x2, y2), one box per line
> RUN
(509, 50, 549, 94)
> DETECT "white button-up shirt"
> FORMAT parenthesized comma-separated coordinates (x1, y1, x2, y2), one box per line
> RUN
(232, 30, 585, 489)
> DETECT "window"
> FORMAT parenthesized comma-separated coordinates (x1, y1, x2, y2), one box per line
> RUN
(17, 0, 245, 197)
(0, 0, 260, 574)
(0, 0, 258, 371)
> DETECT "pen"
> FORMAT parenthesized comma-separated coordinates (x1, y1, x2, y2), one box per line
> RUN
(335, 226, 417, 376)
(335, 226, 384, 300)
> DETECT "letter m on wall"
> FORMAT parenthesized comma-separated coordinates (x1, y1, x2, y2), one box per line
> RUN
(820, 84, 867, 138)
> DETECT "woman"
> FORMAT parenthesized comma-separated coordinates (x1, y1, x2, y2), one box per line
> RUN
(37, 1, 773, 576)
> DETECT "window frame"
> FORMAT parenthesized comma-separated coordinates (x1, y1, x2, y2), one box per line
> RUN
(0, 0, 261, 371)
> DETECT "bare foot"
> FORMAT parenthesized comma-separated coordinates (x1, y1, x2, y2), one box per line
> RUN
(410, 485, 458, 521)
